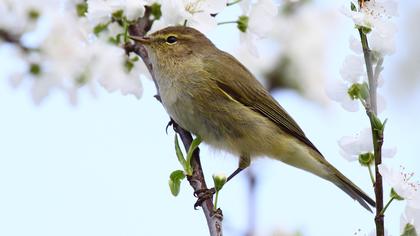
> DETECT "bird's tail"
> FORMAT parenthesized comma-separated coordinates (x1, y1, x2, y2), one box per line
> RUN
(327, 165, 376, 212)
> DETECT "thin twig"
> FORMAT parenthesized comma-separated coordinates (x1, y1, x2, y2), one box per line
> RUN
(0, 29, 30, 52)
(359, 30, 376, 113)
(125, 6, 223, 236)
(358, 29, 385, 236)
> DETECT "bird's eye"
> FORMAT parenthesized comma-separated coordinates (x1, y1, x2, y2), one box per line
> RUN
(166, 36, 177, 44)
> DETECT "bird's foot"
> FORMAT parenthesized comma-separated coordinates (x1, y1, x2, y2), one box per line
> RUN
(165, 119, 174, 134)
(193, 187, 215, 209)
(153, 94, 161, 102)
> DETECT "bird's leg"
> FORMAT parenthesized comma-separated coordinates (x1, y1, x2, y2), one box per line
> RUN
(227, 154, 250, 182)
(193, 155, 250, 209)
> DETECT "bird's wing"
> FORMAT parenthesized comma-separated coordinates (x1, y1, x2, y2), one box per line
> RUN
(203, 51, 323, 156)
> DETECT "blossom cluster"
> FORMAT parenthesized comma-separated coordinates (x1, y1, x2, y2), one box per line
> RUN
(0, 0, 145, 104)
(0, 0, 279, 104)
(329, 1, 420, 234)
(328, 0, 398, 112)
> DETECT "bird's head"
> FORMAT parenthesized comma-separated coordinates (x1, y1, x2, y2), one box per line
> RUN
(129, 26, 215, 61)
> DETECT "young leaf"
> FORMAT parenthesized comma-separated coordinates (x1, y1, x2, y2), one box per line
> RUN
(174, 135, 187, 170)
(150, 3, 162, 20)
(371, 113, 385, 132)
(93, 23, 108, 35)
(185, 136, 202, 175)
(76, 2, 88, 17)
(168, 170, 186, 196)
(350, 2, 357, 11)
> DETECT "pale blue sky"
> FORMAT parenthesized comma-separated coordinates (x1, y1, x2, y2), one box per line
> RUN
(1, 1, 419, 236)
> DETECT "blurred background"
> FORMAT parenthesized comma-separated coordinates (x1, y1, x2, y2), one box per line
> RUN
(1, 0, 420, 235)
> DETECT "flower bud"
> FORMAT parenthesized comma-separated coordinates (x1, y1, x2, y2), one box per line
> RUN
(358, 152, 374, 166)
(213, 173, 227, 192)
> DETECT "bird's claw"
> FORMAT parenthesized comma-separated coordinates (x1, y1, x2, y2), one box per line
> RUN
(193, 187, 215, 209)
(154, 94, 161, 102)
(165, 119, 174, 134)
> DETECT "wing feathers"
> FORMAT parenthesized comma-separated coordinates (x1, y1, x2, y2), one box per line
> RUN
(205, 51, 322, 156)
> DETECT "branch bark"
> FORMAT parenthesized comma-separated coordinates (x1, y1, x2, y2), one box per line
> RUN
(125, 7, 223, 236)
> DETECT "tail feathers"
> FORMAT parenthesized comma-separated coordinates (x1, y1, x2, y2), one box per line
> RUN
(333, 172, 375, 212)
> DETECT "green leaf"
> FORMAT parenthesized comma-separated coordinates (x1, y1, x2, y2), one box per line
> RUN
(174, 135, 187, 170)
(112, 10, 124, 20)
(350, 2, 357, 11)
(131, 56, 139, 62)
(401, 223, 417, 236)
(124, 59, 134, 72)
(237, 15, 249, 33)
(93, 23, 108, 35)
(168, 170, 185, 196)
(76, 2, 88, 17)
(371, 113, 385, 132)
(390, 188, 404, 201)
(150, 3, 162, 20)
(185, 136, 202, 175)
(108, 36, 120, 45)
(358, 152, 374, 166)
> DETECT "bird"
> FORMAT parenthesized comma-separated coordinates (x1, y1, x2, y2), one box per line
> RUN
(129, 26, 375, 211)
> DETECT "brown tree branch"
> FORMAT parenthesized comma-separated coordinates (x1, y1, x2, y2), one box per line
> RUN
(125, 6, 223, 236)
(359, 29, 385, 236)
(0, 29, 30, 52)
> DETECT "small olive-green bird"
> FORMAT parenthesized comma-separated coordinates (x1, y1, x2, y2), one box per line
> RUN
(130, 26, 375, 211)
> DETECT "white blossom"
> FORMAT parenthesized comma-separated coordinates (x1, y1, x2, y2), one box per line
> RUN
(90, 41, 144, 98)
(338, 128, 396, 161)
(349, 35, 363, 54)
(1, 0, 146, 104)
(239, 0, 278, 56)
(157, 0, 226, 32)
(12, 11, 94, 104)
(341, 0, 398, 55)
(326, 79, 359, 112)
(0, 0, 57, 35)
(328, 53, 387, 112)
(342, 0, 398, 28)
(340, 54, 365, 83)
(327, 54, 365, 112)
(87, 0, 146, 25)
(87, 0, 116, 26)
(379, 164, 420, 201)
(369, 20, 397, 55)
(271, 6, 337, 104)
(119, 0, 146, 20)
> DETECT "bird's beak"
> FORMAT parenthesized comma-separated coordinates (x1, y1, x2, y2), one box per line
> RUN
(129, 35, 151, 45)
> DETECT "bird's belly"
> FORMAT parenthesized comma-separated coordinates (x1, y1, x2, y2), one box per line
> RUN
(162, 94, 282, 157)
